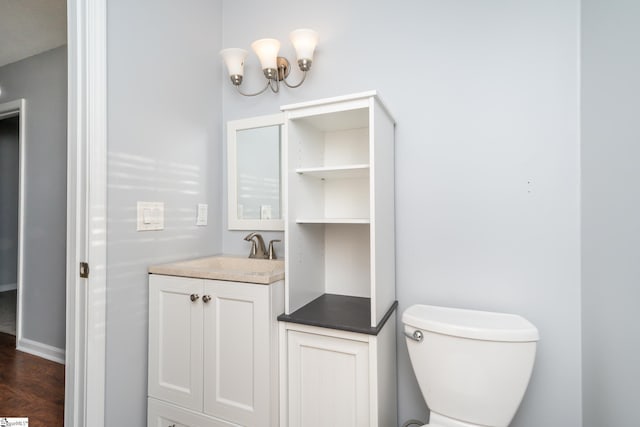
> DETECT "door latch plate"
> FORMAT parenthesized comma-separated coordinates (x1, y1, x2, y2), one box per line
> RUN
(80, 262, 90, 278)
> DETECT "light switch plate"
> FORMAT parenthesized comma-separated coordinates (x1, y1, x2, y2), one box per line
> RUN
(137, 201, 164, 231)
(196, 203, 208, 226)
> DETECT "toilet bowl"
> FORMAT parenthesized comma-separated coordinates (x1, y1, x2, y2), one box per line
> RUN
(402, 304, 539, 427)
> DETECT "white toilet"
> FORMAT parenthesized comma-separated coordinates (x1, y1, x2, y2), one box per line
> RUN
(402, 304, 539, 427)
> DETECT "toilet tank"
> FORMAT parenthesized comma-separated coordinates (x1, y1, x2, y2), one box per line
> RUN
(403, 305, 539, 427)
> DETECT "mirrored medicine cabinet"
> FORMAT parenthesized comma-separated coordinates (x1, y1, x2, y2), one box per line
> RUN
(227, 113, 284, 231)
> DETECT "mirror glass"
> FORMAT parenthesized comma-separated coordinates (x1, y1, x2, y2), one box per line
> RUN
(228, 114, 284, 230)
(236, 126, 280, 220)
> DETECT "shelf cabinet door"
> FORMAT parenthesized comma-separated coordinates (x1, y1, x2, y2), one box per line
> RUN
(149, 275, 204, 412)
(287, 330, 370, 427)
(202, 281, 271, 426)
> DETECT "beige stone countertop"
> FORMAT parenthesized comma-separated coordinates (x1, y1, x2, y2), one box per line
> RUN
(148, 254, 284, 285)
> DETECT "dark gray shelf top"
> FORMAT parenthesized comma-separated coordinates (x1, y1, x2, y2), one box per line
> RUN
(277, 294, 398, 335)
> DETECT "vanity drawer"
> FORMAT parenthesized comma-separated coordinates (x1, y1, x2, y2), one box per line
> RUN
(148, 398, 237, 427)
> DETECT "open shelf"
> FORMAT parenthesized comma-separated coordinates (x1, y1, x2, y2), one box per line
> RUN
(287, 106, 369, 132)
(277, 294, 398, 335)
(296, 164, 370, 180)
(283, 92, 396, 327)
(296, 218, 370, 224)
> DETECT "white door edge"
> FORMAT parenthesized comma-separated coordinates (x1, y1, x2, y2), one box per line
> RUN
(0, 98, 26, 351)
(65, 0, 107, 426)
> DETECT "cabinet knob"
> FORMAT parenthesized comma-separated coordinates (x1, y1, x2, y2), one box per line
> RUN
(203, 295, 212, 303)
(190, 293, 199, 302)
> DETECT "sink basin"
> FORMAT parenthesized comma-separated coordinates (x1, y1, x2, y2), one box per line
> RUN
(149, 255, 284, 284)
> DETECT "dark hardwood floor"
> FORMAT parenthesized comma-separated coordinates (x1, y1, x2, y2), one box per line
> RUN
(0, 332, 64, 426)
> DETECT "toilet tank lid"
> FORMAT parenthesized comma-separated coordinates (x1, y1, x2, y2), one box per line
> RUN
(402, 304, 540, 342)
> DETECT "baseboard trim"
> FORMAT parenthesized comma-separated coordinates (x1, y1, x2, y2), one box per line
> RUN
(17, 337, 65, 364)
(0, 283, 17, 292)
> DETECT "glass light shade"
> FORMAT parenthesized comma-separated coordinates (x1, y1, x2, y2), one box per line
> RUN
(290, 29, 318, 61)
(220, 48, 248, 76)
(251, 38, 280, 70)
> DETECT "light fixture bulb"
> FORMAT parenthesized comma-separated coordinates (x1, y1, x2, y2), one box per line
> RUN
(290, 29, 318, 71)
(251, 38, 280, 72)
(220, 48, 248, 85)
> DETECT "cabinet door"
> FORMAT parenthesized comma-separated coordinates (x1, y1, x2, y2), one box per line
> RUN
(149, 275, 204, 412)
(287, 330, 370, 427)
(202, 281, 270, 426)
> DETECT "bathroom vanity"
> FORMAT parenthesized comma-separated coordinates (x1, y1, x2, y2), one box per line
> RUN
(147, 256, 284, 427)
(147, 91, 396, 427)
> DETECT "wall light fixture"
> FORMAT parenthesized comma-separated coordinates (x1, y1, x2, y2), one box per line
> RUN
(220, 29, 318, 97)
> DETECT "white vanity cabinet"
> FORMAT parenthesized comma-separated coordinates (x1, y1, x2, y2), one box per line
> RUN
(148, 274, 284, 427)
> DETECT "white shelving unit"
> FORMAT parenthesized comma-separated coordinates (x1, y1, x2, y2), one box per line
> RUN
(278, 92, 397, 427)
(283, 91, 396, 326)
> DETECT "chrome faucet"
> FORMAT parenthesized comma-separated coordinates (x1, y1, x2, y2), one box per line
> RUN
(244, 232, 268, 259)
(268, 239, 281, 260)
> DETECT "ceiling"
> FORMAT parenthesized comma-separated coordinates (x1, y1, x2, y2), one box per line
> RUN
(0, 0, 67, 68)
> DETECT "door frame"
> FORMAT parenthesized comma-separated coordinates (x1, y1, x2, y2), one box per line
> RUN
(65, 0, 107, 426)
(0, 99, 26, 347)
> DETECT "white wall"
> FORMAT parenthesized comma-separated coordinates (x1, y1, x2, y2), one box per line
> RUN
(581, 1, 640, 426)
(105, 1, 223, 425)
(221, 1, 582, 425)
(0, 47, 67, 350)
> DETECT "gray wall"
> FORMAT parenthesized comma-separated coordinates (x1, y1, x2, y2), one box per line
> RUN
(105, 1, 223, 425)
(0, 117, 19, 287)
(221, 1, 582, 426)
(582, 1, 640, 426)
(0, 46, 67, 349)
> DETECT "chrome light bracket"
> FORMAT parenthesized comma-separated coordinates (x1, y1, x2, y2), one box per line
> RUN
(262, 57, 292, 81)
(229, 74, 243, 86)
(298, 58, 312, 72)
(276, 56, 291, 81)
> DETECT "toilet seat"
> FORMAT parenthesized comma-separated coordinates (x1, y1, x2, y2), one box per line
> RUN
(427, 412, 482, 427)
